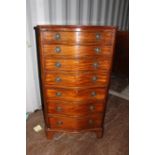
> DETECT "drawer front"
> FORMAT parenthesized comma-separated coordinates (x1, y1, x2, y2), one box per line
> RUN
(44, 58, 111, 71)
(47, 100, 105, 116)
(48, 114, 103, 130)
(43, 45, 113, 58)
(42, 31, 114, 45)
(44, 71, 109, 87)
(45, 88, 106, 102)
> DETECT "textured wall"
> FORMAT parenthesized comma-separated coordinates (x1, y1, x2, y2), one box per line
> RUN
(26, 0, 129, 112)
(27, 0, 129, 29)
(48, 0, 129, 30)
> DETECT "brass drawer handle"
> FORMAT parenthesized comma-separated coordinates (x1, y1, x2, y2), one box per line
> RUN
(55, 47, 61, 53)
(91, 91, 96, 97)
(56, 92, 62, 97)
(92, 76, 97, 81)
(55, 62, 61, 68)
(55, 77, 62, 82)
(88, 119, 94, 125)
(93, 62, 99, 68)
(56, 106, 62, 112)
(94, 47, 101, 54)
(57, 120, 63, 126)
(96, 33, 101, 40)
(54, 33, 61, 40)
(89, 105, 95, 111)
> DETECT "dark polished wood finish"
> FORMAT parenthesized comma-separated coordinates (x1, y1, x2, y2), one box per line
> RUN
(43, 45, 113, 58)
(44, 58, 111, 71)
(48, 113, 103, 130)
(43, 31, 114, 45)
(45, 87, 106, 101)
(44, 71, 109, 87)
(35, 25, 116, 139)
(47, 100, 105, 116)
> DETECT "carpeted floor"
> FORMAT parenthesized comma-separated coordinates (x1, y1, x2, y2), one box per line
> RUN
(109, 75, 129, 100)
(26, 95, 129, 155)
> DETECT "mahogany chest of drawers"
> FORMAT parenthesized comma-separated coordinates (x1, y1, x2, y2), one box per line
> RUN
(35, 25, 116, 139)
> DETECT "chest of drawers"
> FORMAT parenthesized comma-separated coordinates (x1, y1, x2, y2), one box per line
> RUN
(35, 25, 116, 139)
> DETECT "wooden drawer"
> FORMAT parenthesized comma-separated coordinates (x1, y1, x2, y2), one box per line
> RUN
(47, 100, 105, 116)
(42, 31, 114, 45)
(43, 45, 112, 58)
(48, 114, 103, 130)
(44, 58, 111, 72)
(45, 87, 106, 102)
(44, 71, 109, 87)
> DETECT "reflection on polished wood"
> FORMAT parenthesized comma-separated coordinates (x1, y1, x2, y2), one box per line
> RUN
(35, 25, 116, 139)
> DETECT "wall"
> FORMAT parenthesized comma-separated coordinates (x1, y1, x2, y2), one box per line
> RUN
(26, 0, 129, 112)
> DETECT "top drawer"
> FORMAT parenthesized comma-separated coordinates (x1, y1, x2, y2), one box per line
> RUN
(42, 31, 114, 45)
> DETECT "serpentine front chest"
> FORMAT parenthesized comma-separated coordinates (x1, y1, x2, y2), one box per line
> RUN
(35, 25, 116, 139)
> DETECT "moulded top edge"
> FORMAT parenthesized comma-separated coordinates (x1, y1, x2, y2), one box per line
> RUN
(34, 25, 117, 31)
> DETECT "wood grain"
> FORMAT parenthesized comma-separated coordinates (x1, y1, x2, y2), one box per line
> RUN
(44, 71, 109, 87)
(34, 25, 117, 139)
(48, 114, 103, 131)
(44, 58, 111, 71)
(43, 44, 113, 58)
(45, 87, 106, 102)
(47, 100, 105, 116)
(42, 31, 114, 45)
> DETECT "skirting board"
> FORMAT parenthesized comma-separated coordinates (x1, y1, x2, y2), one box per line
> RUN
(109, 86, 129, 100)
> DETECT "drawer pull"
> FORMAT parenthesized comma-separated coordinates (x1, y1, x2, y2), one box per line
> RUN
(92, 76, 97, 81)
(89, 105, 95, 111)
(94, 47, 101, 54)
(55, 47, 61, 53)
(57, 121, 63, 126)
(54, 33, 61, 40)
(55, 77, 62, 82)
(96, 33, 101, 40)
(88, 119, 94, 125)
(93, 62, 99, 68)
(55, 62, 61, 68)
(56, 92, 62, 97)
(91, 91, 96, 97)
(56, 106, 62, 112)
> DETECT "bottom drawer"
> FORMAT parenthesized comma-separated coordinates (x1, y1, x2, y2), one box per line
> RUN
(48, 114, 103, 131)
